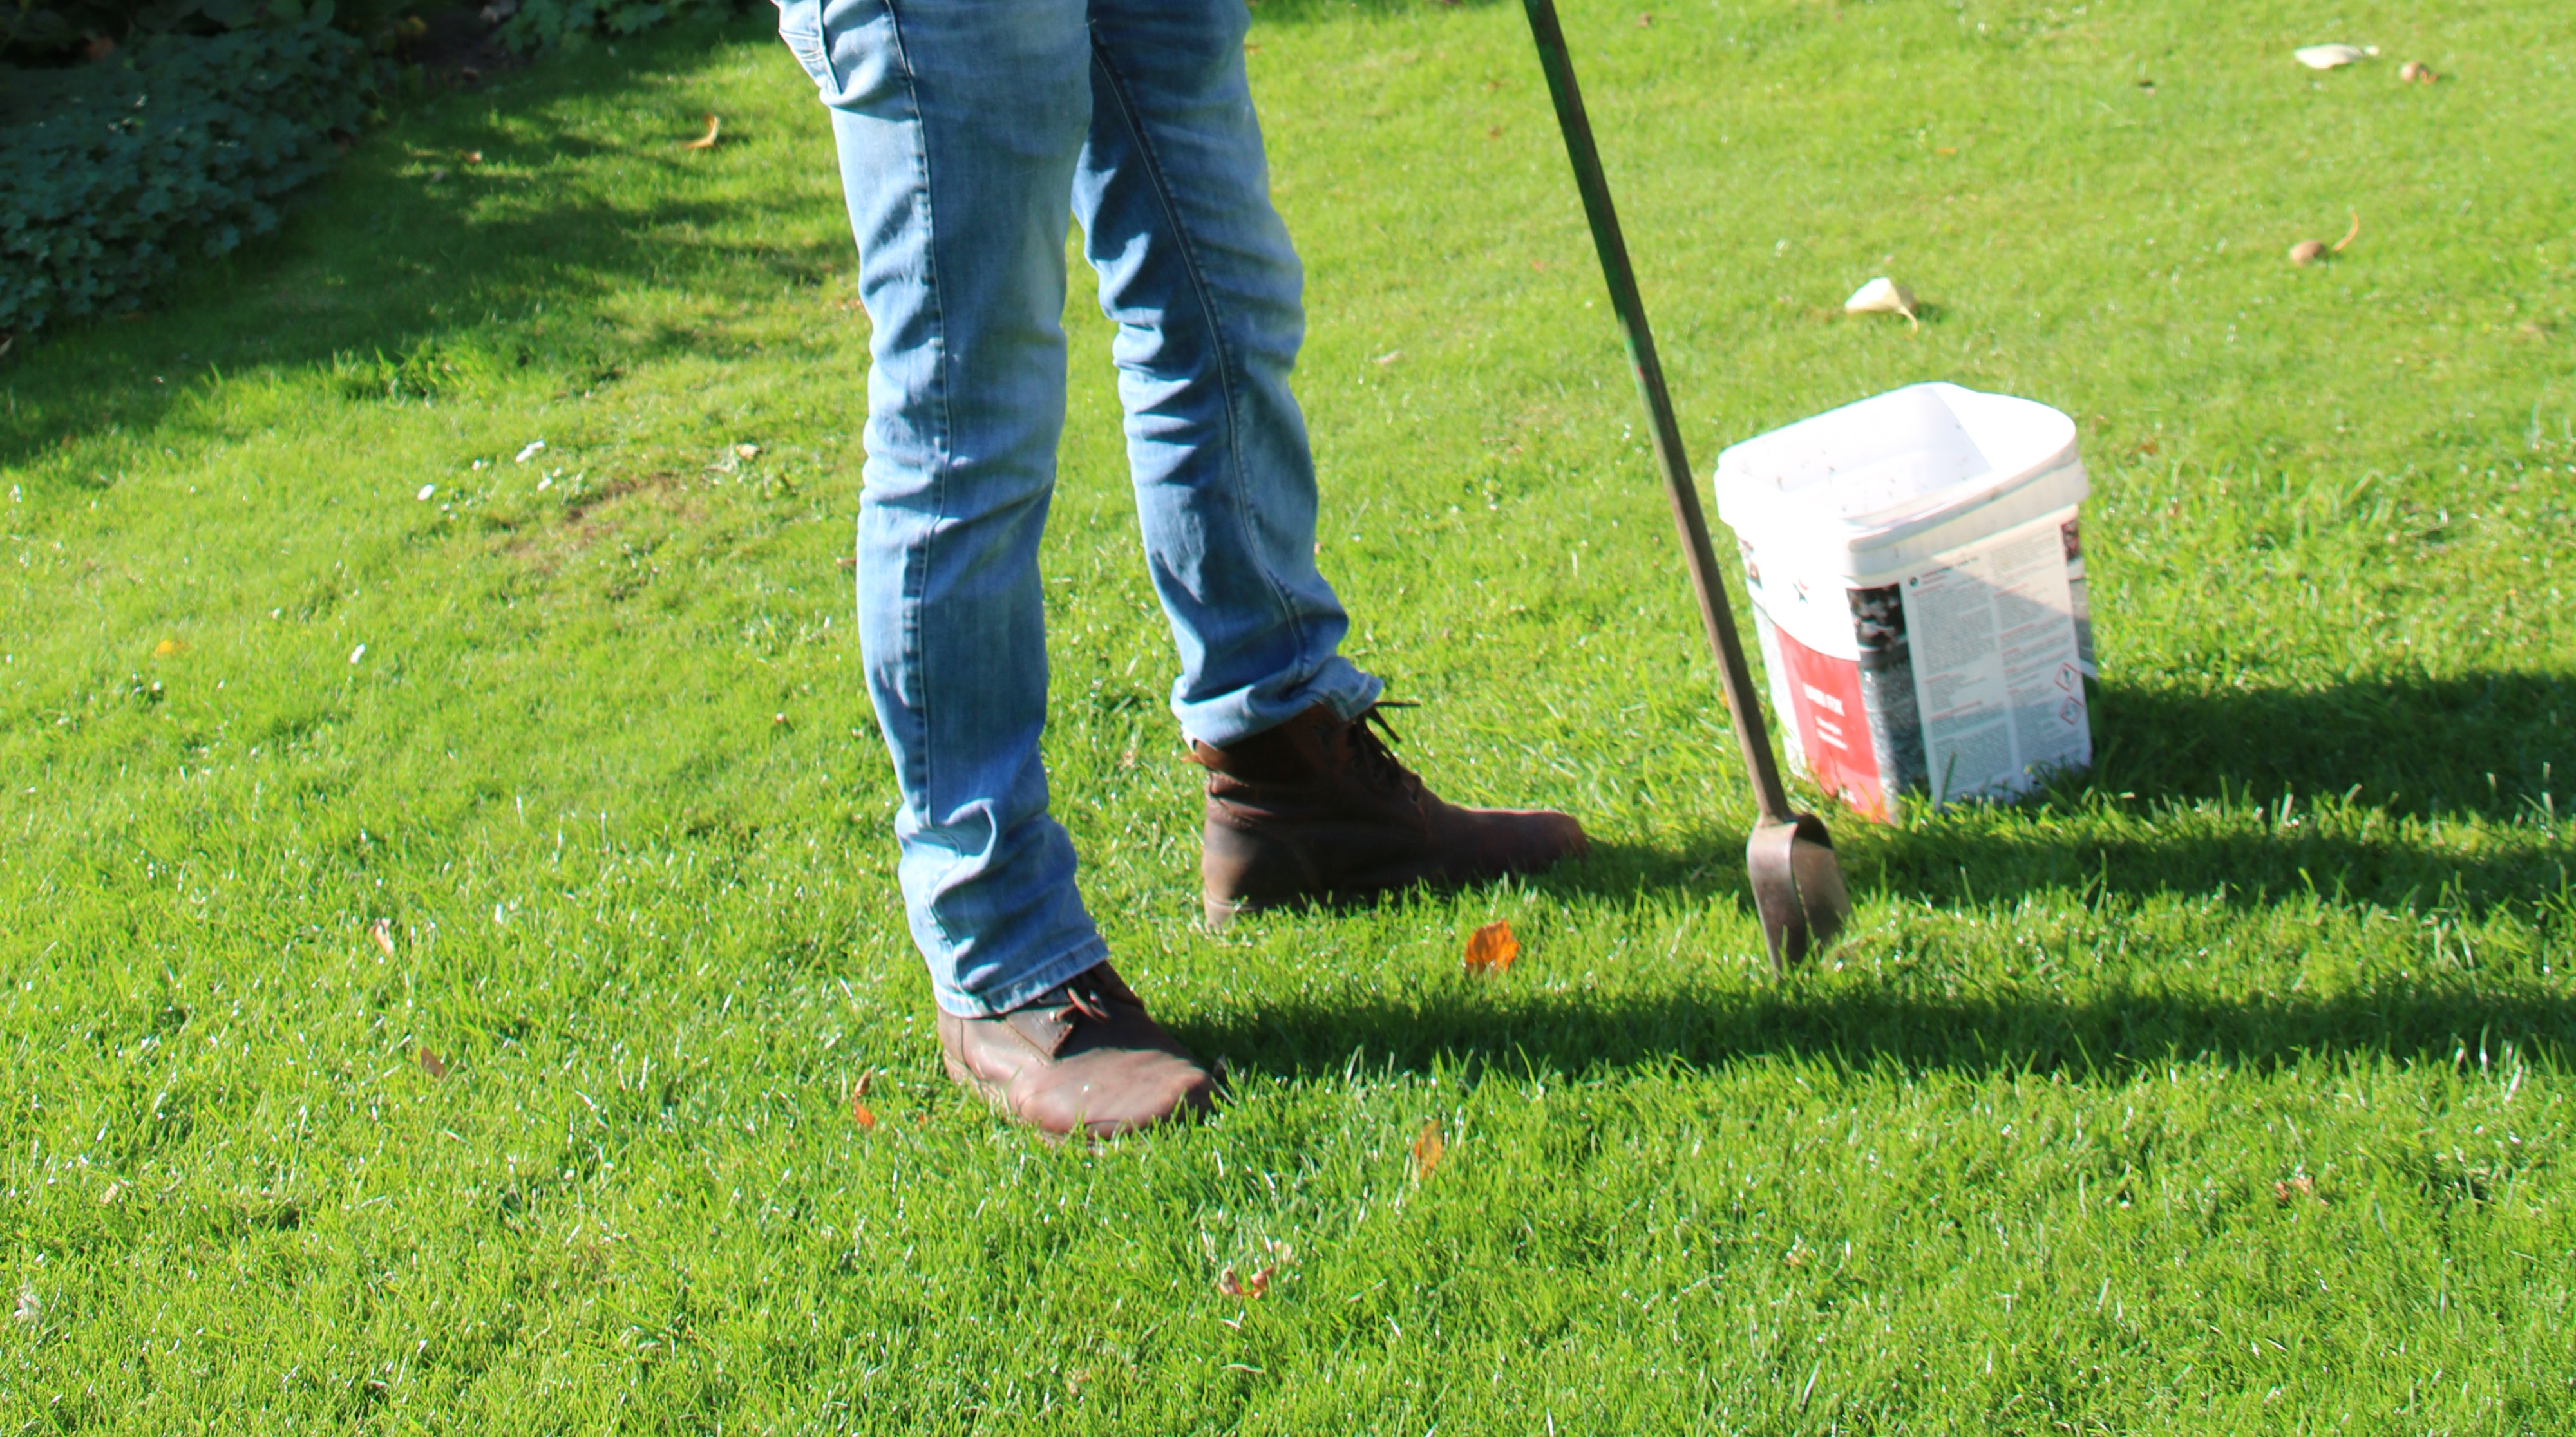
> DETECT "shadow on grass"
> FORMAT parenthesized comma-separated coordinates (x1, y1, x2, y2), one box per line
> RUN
(1553, 671, 2573, 917)
(2089, 671, 2570, 818)
(1184, 982, 2576, 1081)
(0, 12, 851, 469)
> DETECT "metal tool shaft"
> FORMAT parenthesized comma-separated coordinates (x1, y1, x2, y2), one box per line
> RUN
(1520, 0, 1794, 825)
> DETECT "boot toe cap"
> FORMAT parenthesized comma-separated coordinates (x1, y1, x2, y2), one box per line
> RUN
(1018, 1051, 1218, 1138)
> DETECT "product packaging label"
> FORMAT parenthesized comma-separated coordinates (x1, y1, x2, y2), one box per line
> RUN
(1899, 518, 2090, 805)
(1742, 511, 2092, 819)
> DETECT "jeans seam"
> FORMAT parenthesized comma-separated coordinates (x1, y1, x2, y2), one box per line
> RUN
(936, 933, 1108, 1019)
(881, 0, 961, 958)
(1086, 35, 1312, 670)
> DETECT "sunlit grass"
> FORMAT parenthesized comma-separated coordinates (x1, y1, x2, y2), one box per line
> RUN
(3, 0, 2572, 1429)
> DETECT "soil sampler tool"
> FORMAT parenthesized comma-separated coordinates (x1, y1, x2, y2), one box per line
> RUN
(1520, 0, 1850, 970)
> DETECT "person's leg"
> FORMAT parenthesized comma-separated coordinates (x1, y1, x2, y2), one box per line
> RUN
(780, 0, 1215, 1136)
(778, 0, 1099, 1016)
(1069, 0, 1380, 749)
(1072, 0, 1587, 926)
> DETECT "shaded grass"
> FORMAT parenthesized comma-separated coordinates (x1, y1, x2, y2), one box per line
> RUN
(3, 0, 2575, 1431)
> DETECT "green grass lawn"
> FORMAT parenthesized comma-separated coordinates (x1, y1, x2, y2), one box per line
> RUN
(5, 0, 2575, 1428)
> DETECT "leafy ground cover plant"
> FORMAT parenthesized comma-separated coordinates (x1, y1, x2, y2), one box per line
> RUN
(1, 1, 2571, 1429)
(1, 20, 368, 337)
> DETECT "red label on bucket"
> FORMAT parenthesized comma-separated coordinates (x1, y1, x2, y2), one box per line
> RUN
(1771, 626, 1887, 822)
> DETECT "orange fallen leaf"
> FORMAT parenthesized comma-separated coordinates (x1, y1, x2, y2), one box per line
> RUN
(852, 1098, 877, 1131)
(684, 113, 722, 151)
(1412, 1118, 1446, 1179)
(370, 918, 396, 959)
(417, 1046, 449, 1080)
(1216, 1266, 1244, 1298)
(1463, 919, 1518, 975)
(1245, 1263, 1274, 1298)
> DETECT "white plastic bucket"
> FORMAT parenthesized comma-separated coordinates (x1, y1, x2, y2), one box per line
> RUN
(1713, 382, 2096, 820)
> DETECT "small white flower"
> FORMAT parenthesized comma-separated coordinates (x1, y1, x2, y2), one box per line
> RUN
(417, 484, 437, 502)
(349, 644, 366, 665)
(515, 440, 546, 464)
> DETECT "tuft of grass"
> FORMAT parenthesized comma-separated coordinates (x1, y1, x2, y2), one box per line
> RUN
(3, 1, 2573, 1429)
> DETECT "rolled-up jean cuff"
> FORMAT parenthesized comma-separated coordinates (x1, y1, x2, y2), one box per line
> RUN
(933, 934, 1112, 1019)
(1177, 658, 1384, 751)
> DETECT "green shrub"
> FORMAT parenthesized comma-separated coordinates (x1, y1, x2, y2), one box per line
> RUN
(0, 19, 370, 337)
(1, 0, 417, 67)
(488, 0, 734, 54)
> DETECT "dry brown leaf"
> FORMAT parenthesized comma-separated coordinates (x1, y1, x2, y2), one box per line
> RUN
(1216, 1266, 1245, 1298)
(417, 1046, 449, 1080)
(1412, 1118, 1446, 1179)
(2273, 1173, 2316, 1205)
(852, 1098, 877, 1131)
(684, 114, 723, 151)
(1246, 1264, 1274, 1298)
(462, 150, 484, 164)
(2293, 213, 2361, 267)
(1463, 919, 1519, 975)
(370, 918, 396, 959)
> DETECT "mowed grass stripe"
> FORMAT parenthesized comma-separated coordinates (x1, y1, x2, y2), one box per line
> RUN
(2, 0, 2572, 1429)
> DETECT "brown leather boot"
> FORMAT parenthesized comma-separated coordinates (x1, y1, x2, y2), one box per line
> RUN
(1192, 702, 1588, 928)
(936, 962, 1217, 1138)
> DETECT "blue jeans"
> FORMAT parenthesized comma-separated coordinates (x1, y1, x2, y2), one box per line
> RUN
(775, 0, 1383, 1016)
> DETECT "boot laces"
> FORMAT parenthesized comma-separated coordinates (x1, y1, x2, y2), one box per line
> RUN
(1059, 979, 1113, 1023)
(1348, 702, 1424, 800)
